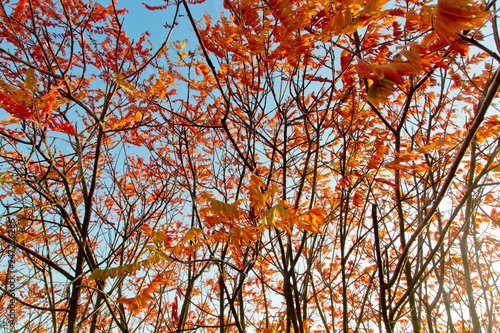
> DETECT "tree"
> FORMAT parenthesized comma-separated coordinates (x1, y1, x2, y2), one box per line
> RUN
(0, 0, 499, 332)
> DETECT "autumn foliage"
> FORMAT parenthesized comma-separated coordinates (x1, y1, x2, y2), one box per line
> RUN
(0, 0, 500, 332)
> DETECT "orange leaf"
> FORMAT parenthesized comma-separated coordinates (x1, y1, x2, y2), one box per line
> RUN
(117, 274, 168, 314)
(434, 0, 489, 42)
(340, 50, 351, 71)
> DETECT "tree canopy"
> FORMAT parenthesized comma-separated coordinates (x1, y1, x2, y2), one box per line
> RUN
(0, 0, 500, 332)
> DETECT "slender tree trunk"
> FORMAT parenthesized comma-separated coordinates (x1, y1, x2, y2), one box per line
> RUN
(460, 141, 482, 333)
(89, 291, 104, 333)
(219, 268, 225, 333)
(66, 249, 85, 333)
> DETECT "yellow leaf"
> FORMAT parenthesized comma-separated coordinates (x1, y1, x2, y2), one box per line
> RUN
(183, 227, 204, 243)
(208, 198, 241, 219)
(113, 74, 145, 100)
(0, 173, 11, 184)
(108, 267, 118, 279)
(261, 202, 293, 233)
(88, 268, 104, 281)
(17, 232, 28, 243)
(152, 230, 166, 246)
(400, 50, 422, 69)
(180, 39, 188, 50)
(229, 226, 257, 248)
(13, 185, 27, 195)
(170, 243, 182, 256)
(74, 91, 87, 100)
(25, 67, 36, 92)
(333, 9, 353, 31)
(366, 78, 396, 105)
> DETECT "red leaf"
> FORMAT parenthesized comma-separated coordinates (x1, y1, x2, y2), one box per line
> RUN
(374, 178, 398, 188)
(356, 59, 373, 78)
(48, 115, 77, 135)
(172, 297, 179, 323)
(0, 91, 34, 119)
(142, 3, 169, 11)
(352, 192, 364, 207)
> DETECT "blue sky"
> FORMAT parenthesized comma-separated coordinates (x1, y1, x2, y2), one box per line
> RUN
(119, 0, 226, 50)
